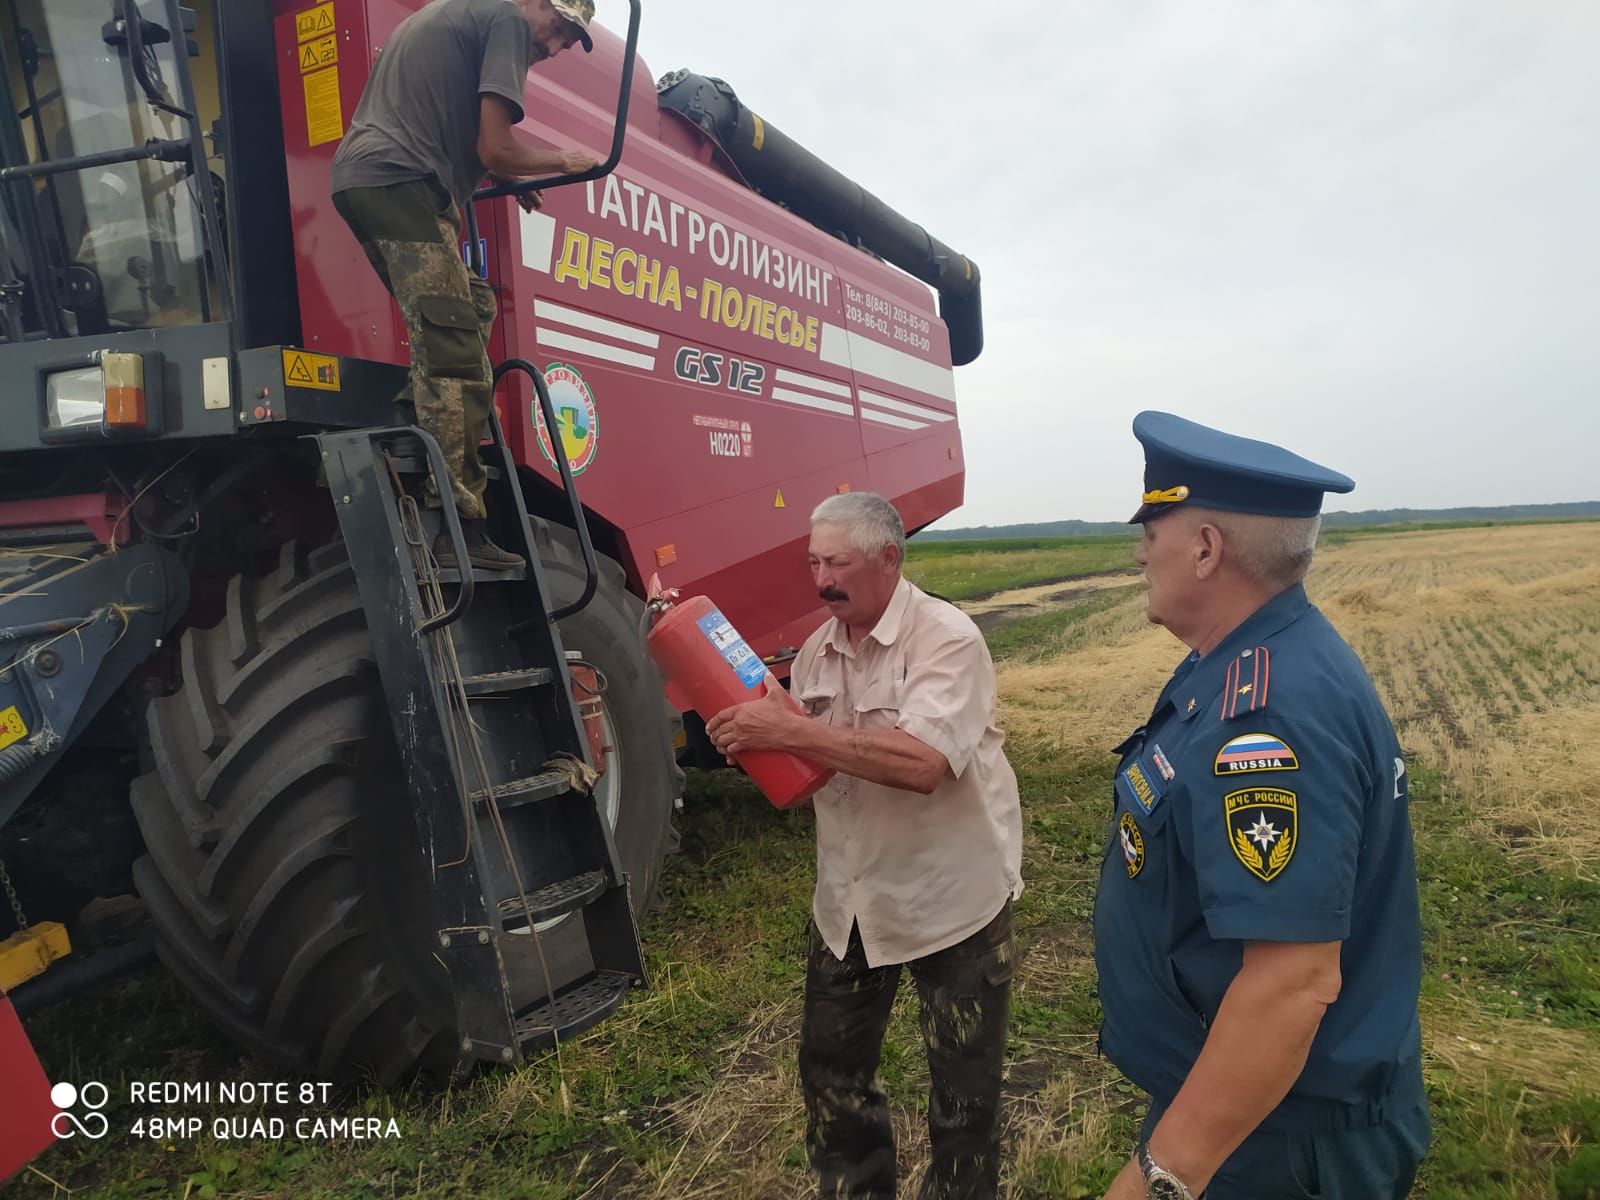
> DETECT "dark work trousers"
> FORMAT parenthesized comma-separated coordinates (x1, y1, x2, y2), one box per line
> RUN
(799, 902, 1015, 1199)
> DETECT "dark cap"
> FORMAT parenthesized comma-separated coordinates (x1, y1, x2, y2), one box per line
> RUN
(1128, 410, 1355, 524)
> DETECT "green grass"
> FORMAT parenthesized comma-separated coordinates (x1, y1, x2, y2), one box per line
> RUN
(904, 518, 1599, 603)
(906, 518, 1600, 589)
(26, 752, 1592, 1196)
(905, 535, 1138, 601)
(984, 590, 1134, 662)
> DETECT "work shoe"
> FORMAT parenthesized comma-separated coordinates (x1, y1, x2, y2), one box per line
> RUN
(434, 519, 525, 572)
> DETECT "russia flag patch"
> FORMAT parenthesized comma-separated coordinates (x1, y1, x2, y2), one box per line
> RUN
(1213, 732, 1300, 775)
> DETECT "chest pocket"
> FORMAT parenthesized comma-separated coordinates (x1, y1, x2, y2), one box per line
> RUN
(853, 677, 902, 731)
(795, 683, 838, 725)
(1108, 755, 1177, 896)
(1116, 746, 1172, 819)
(1103, 731, 1173, 873)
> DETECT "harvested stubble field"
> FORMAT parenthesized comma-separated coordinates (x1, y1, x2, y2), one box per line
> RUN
(12, 522, 1600, 1199)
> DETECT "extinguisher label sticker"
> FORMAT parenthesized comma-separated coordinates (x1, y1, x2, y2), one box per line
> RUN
(697, 610, 767, 689)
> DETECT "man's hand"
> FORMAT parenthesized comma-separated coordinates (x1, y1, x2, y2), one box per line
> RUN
(478, 97, 603, 193)
(1103, 1157, 1144, 1200)
(706, 684, 802, 758)
(496, 152, 596, 211)
(490, 176, 544, 212)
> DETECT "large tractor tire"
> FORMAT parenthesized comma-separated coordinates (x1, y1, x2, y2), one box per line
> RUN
(130, 526, 678, 1080)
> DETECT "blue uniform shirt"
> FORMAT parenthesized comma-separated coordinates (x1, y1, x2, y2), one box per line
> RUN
(1094, 584, 1426, 1130)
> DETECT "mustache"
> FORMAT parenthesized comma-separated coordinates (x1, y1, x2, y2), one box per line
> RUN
(819, 588, 849, 602)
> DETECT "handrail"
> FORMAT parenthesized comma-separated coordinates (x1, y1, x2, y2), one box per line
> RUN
(0, 138, 187, 184)
(492, 358, 599, 623)
(396, 427, 476, 634)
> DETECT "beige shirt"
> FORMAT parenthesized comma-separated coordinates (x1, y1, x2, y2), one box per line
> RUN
(791, 577, 1023, 967)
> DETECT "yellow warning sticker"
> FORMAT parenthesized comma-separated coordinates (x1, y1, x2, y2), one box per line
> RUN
(0, 706, 27, 753)
(282, 349, 341, 392)
(296, 2, 336, 42)
(302, 66, 344, 147)
(773, 488, 786, 509)
(299, 33, 338, 73)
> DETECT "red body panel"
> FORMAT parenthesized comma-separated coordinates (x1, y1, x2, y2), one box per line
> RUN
(0, 492, 129, 545)
(0, 995, 56, 1185)
(272, 0, 966, 658)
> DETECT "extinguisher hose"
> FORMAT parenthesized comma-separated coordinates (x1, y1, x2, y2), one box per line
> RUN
(638, 597, 672, 649)
(570, 661, 608, 696)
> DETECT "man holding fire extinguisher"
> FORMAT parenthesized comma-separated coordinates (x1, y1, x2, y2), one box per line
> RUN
(707, 491, 1023, 1200)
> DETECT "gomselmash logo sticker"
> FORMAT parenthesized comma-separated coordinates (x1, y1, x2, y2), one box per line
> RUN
(536, 362, 600, 476)
(1225, 787, 1298, 882)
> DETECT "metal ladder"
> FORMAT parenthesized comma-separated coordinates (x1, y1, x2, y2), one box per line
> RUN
(314, 363, 645, 1072)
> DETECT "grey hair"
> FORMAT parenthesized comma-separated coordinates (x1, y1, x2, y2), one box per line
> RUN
(810, 492, 906, 562)
(1189, 508, 1322, 589)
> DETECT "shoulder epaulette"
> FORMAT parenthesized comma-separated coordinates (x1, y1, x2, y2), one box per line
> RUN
(1220, 646, 1271, 721)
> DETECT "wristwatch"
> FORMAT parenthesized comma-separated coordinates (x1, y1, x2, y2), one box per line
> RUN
(1138, 1143, 1201, 1200)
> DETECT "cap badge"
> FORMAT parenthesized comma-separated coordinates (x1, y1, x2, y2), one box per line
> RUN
(1140, 485, 1191, 505)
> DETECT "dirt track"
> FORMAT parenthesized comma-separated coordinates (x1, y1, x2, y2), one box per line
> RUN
(960, 572, 1143, 633)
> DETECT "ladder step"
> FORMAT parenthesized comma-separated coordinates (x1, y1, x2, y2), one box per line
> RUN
(460, 667, 555, 697)
(498, 869, 608, 930)
(514, 970, 633, 1048)
(471, 769, 571, 810)
(433, 562, 527, 584)
(388, 455, 503, 481)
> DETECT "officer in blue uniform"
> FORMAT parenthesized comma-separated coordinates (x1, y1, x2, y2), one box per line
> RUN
(1096, 413, 1430, 1200)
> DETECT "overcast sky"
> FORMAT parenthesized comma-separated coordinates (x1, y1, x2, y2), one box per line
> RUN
(632, 1, 1598, 526)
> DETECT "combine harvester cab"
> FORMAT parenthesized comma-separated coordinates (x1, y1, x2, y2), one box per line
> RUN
(0, 0, 982, 1176)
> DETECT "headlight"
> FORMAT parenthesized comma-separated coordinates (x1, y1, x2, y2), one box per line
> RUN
(44, 365, 106, 430)
(43, 352, 148, 434)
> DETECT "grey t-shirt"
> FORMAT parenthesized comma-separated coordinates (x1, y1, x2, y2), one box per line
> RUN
(330, 0, 537, 210)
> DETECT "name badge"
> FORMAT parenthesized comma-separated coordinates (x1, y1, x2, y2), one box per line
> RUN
(1116, 754, 1167, 816)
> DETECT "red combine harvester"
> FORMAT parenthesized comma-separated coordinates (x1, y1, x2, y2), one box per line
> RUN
(0, 0, 980, 1180)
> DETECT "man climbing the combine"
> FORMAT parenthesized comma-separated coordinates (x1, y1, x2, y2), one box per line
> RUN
(330, 0, 600, 571)
(707, 492, 1023, 1200)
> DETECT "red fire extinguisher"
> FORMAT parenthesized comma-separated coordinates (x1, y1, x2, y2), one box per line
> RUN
(643, 583, 831, 808)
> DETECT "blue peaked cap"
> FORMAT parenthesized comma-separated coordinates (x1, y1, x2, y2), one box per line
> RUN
(1129, 411, 1355, 524)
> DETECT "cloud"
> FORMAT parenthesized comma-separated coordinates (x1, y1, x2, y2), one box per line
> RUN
(632, 1, 1599, 524)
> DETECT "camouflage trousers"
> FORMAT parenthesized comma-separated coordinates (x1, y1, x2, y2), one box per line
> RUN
(333, 178, 495, 520)
(800, 903, 1014, 1200)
